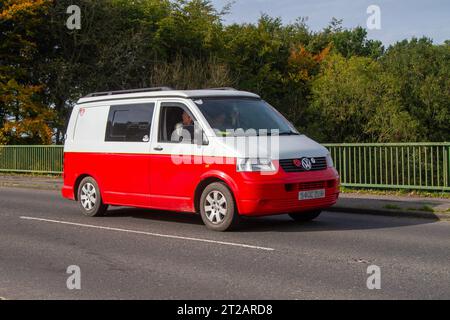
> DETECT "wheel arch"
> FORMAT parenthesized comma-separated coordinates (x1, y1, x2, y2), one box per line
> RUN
(193, 172, 239, 214)
(73, 173, 103, 201)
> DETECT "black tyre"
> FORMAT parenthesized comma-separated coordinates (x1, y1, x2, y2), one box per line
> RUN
(289, 210, 321, 222)
(77, 176, 108, 217)
(199, 182, 240, 231)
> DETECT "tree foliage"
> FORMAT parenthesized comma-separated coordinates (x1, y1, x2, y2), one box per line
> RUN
(0, 0, 55, 144)
(0, 0, 448, 144)
(381, 38, 450, 141)
(309, 54, 419, 142)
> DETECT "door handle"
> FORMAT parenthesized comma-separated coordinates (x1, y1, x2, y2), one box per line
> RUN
(153, 146, 163, 151)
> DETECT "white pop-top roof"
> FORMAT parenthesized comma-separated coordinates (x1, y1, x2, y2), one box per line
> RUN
(77, 89, 260, 104)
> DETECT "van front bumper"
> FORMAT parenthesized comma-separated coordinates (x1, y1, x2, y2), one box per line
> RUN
(235, 167, 340, 216)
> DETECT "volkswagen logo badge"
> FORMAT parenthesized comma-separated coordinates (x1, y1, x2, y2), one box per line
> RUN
(301, 158, 312, 170)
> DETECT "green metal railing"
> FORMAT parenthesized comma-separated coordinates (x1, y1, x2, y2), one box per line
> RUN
(324, 143, 450, 191)
(0, 145, 64, 174)
(0, 143, 449, 191)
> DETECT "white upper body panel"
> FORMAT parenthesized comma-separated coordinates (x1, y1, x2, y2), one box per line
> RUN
(65, 89, 329, 159)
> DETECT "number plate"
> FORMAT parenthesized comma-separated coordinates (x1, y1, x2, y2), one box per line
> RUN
(298, 189, 325, 200)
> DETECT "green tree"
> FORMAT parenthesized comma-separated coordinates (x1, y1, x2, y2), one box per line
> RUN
(0, 0, 55, 144)
(35, 0, 172, 143)
(154, 0, 224, 60)
(1, 1, 448, 144)
(282, 44, 330, 131)
(222, 15, 299, 125)
(309, 54, 420, 142)
(307, 19, 384, 59)
(381, 38, 450, 141)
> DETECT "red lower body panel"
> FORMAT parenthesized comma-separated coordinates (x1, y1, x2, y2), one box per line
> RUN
(62, 152, 340, 216)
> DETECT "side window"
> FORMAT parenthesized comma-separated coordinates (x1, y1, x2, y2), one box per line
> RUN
(158, 103, 196, 144)
(105, 103, 155, 142)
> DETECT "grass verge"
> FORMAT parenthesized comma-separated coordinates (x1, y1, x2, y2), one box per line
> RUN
(340, 186, 450, 199)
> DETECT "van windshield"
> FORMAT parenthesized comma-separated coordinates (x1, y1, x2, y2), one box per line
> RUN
(195, 98, 299, 137)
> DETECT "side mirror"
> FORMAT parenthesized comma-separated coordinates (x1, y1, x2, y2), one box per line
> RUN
(194, 126, 209, 146)
(202, 131, 209, 146)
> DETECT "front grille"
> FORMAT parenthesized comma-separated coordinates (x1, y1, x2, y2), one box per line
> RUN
(299, 181, 326, 190)
(279, 157, 327, 173)
(285, 179, 336, 192)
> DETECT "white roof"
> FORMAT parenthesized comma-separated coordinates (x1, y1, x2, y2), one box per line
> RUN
(77, 89, 260, 104)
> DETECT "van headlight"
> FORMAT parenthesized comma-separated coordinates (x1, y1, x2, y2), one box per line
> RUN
(326, 153, 334, 167)
(236, 158, 275, 172)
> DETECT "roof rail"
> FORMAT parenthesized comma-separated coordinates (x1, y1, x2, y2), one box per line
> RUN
(84, 87, 174, 98)
(205, 87, 237, 91)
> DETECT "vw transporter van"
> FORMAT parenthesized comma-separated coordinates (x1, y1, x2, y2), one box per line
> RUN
(62, 87, 340, 231)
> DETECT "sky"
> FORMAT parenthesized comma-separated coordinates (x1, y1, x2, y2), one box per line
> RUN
(210, 0, 450, 45)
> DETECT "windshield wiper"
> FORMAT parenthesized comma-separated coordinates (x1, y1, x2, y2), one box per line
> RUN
(226, 131, 300, 136)
(277, 131, 300, 136)
(263, 131, 299, 136)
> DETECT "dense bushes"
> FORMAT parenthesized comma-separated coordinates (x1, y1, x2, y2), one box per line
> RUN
(1, 0, 449, 144)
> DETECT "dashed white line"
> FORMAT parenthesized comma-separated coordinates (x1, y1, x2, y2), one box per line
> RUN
(20, 216, 274, 251)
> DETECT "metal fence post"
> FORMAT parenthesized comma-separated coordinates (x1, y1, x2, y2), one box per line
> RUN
(447, 144, 450, 188)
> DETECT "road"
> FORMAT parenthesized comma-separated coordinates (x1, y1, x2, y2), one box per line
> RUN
(0, 187, 449, 300)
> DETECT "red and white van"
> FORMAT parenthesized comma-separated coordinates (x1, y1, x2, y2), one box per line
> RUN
(62, 87, 339, 231)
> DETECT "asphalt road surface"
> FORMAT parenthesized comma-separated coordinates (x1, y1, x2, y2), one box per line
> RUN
(0, 187, 449, 300)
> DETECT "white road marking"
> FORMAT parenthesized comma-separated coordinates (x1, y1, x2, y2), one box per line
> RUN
(20, 216, 274, 251)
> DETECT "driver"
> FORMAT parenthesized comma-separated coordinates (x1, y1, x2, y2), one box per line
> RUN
(173, 110, 194, 142)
